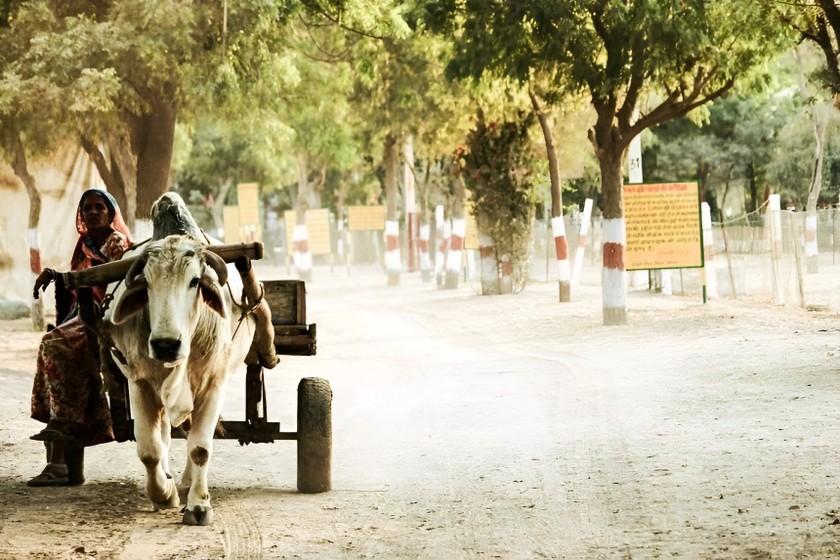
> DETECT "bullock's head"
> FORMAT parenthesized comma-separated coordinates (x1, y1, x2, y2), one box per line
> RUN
(112, 235, 229, 366)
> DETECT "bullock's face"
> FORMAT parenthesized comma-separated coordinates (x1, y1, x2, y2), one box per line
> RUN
(112, 236, 228, 366)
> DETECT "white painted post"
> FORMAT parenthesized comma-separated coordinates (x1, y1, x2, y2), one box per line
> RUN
(292, 223, 312, 282)
(701, 202, 718, 300)
(768, 194, 784, 305)
(445, 218, 466, 289)
(602, 218, 628, 325)
(552, 215, 571, 302)
(385, 219, 400, 285)
(27, 228, 45, 330)
(571, 198, 593, 287)
(419, 223, 432, 282)
(434, 205, 447, 289)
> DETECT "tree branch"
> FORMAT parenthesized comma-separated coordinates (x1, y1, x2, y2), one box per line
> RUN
(80, 134, 117, 189)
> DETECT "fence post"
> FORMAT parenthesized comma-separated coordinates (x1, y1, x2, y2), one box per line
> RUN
(768, 194, 784, 305)
(571, 198, 593, 287)
(701, 203, 718, 300)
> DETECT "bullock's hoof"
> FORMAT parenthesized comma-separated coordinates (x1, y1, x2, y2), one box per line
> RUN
(151, 479, 180, 510)
(152, 494, 180, 511)
(181, 505, 213, 526)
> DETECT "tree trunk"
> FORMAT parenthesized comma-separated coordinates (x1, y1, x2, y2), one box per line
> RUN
(6, 127, 45, 330)
(589, 98, 631, 325)
(335, 178, 348, 271)
(445, 176, 466, 290)
(134, 96, 177, 220)
(596, 147, 628, 326)
(795, 45, 830, 273)
(81, 131, 135, 230)
(746, 161, 758, 215)
(805, 103, 830, 273)
(416, 161, 433, 282)
(212, 178, 234, 235)
(384, 134, 400, 286)
(294, 153, 312, 282)
(530, 91, 569, 302)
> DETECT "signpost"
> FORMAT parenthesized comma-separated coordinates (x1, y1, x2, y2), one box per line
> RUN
(623, 182, 703, 272)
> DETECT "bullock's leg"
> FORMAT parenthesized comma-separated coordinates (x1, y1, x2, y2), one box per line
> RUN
(180, 388, 225, 526)
(130, 379, 179, 510)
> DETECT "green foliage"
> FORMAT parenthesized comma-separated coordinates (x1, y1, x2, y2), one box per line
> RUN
(458, 109, 537, 284)
(645, 45, 840, 218)
(0, 0, 302, 215)
(174, 116, 296, 199)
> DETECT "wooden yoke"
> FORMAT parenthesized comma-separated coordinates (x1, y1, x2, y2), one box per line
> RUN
(60, 242, 265, 289)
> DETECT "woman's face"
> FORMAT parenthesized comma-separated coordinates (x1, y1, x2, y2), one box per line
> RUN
(81, 194, 112, 231)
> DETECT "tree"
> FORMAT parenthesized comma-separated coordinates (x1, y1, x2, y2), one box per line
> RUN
(774, 0, 840, 108)
(173, 116, 296, 235)
(457, 108, 538, 294)
(645, 87, 800, 221)
(1, 1, 298, 227)
(426, 0, 794, 324)
(344, 5, 476, 286)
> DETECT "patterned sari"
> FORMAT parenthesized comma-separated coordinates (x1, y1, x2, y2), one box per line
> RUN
(30, 189, 132, 446)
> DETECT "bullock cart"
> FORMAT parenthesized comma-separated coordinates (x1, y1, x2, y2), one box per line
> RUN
(60, 241, 332, 493)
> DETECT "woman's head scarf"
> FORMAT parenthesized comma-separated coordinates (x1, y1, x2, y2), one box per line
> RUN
(71, 189, 133, 270)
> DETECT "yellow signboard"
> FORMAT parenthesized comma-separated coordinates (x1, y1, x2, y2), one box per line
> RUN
(623, 182, 703, 270)
(347, 206, 385, 231)
(223, 205, 241, 244)
(284, 208, 331, 255)
(237, 183, 259, 226)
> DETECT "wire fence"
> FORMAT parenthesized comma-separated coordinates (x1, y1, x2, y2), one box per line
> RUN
(528, 208, 840, 311)
(273, 205, 840, 313)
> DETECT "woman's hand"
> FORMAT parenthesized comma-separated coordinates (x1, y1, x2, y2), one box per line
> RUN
(33, 268, 56, 299)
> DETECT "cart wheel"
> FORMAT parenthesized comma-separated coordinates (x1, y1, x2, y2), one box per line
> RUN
(297, 377, 332, 493)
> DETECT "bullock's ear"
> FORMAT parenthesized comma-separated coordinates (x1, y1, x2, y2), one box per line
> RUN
(112, 287, 148, 324)
(199, 278, 227, 318)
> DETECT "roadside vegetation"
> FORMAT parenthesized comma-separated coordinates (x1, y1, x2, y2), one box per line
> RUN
(1, 1, 839, 323)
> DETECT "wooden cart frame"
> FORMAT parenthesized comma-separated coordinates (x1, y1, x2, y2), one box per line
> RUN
(63, 242, 332, 493)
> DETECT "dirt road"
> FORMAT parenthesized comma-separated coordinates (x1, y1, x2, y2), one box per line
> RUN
(2, 266, 840, 559)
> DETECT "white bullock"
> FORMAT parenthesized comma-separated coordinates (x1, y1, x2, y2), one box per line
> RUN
(104, 234, 255, 525)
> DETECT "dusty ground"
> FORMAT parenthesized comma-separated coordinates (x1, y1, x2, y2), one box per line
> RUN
(1, 263, 840, 559)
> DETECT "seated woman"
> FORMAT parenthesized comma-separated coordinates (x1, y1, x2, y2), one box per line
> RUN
(27, 188, 132, 487)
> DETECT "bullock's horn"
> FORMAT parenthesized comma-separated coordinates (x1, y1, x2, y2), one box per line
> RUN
(124, 254, 148, 289)
(203, 249, 228, 285)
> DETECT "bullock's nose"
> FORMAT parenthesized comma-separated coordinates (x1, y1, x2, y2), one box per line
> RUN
(150, 338, 182, 360)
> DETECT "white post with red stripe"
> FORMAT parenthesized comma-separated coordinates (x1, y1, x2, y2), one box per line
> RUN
(602, 218, 627, 325)
(552, 215, 571, 302)
(385, 219, 400, 285)
(434, 205, 447, 288)
(444, 218, 465, 289)
(28, 228, 45, 330)
(701, 202, 717, 300)
(419, 223, 432, 282)
(571, 198, 593, 287)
